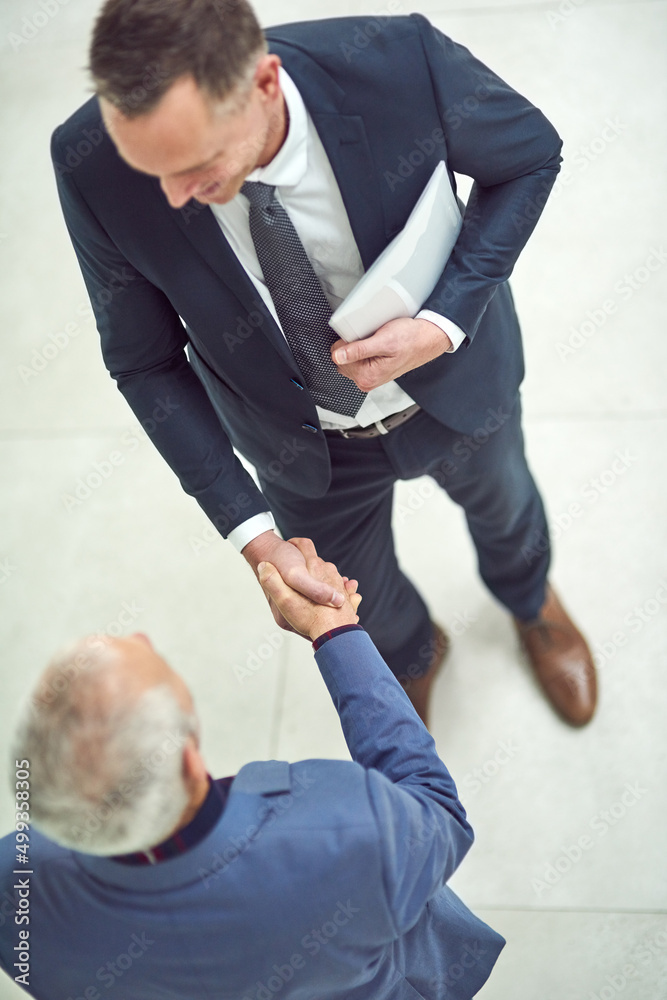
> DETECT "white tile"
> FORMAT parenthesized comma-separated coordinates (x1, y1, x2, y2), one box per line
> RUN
(474, 910, 667, 1000)
(0, 41, 133, 432)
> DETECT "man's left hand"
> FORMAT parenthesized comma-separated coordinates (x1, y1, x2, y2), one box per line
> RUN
(331, 318, 452, 392)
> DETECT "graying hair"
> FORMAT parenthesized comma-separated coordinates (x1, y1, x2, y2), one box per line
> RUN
(12, 636, 198, 856)
(89, 0, 269, 119)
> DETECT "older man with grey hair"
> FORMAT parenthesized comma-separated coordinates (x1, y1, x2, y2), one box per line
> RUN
(0, 540, 504, 999)
(11, 632, 205, 858)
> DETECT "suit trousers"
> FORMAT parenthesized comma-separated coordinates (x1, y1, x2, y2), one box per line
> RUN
(260, 394, 551, 682)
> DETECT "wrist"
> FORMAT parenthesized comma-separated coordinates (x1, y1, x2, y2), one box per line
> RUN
(417, 317, 452, 354)
(312, 624, 364, 650)
(307, 610, 359, 641)
(242, 529, 279, 568)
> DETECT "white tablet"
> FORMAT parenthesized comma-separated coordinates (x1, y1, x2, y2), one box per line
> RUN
(329, 161, 462, 342)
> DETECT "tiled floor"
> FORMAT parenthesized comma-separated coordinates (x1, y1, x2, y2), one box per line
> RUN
(1, 1, 666, 997)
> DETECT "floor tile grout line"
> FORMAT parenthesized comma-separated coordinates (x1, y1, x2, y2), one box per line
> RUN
(0, 428, 143, 440)
(0, 411, 665, 441)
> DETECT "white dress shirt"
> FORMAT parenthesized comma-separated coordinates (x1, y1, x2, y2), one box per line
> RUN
(212, 69, 465, 552)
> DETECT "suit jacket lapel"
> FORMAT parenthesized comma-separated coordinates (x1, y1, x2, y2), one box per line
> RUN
(164, 192, 299, 370)
(309, 112, 389, 270)
(269, 35, 390, 270)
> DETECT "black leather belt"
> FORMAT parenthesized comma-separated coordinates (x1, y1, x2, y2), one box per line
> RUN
(326, 403, 422, 439)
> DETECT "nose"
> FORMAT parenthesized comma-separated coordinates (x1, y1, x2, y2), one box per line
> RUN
(160, 175, 197, 209)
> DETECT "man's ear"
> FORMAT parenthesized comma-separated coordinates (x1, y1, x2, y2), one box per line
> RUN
(182, 736, 207, 788)
(255, 53, 282, 101)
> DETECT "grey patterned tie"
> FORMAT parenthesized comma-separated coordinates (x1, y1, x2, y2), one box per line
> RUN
(241, 180, 366, 418)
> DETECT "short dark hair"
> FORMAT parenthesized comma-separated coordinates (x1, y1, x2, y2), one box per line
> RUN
(89, 0, 267, 118)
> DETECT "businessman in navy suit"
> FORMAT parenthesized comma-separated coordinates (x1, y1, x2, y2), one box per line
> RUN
(51, 0, 596, 725)
(0, 540, 504, 999)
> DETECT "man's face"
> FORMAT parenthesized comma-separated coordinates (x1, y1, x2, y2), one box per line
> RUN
(100, 55, 286, 209)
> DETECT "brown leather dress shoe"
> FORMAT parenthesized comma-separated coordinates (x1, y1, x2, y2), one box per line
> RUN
(514, 585, 597, 726)
(400, 622, 450, 728)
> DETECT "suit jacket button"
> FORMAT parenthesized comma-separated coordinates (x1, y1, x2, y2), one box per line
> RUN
(301, 423, 318, 434)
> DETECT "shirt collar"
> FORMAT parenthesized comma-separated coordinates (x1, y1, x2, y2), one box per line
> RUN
(111, 775, 234, 866)
(245, 67, 308, 189)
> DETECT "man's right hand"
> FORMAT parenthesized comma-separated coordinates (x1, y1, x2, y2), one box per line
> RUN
(257, 538, 361, 640)
(242, 530, 347, 632)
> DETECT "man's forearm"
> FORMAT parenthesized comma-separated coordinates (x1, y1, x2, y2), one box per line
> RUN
(315, 629, 469, 829)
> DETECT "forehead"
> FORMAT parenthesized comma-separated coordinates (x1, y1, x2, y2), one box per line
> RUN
(101, 76, 250, 176)
(110, 637, 194, 710)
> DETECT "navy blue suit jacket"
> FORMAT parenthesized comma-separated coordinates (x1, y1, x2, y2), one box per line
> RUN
(0, 630, 504, 999)
(51, 15, 562, 537)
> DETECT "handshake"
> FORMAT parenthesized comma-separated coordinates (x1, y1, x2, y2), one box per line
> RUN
(255, 537, 362, 641)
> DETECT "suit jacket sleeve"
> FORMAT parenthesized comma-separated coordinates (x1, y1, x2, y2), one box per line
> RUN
(414, 13, 563, 343)
(315, 629, 474, 935)
(51, 128, 269, 537)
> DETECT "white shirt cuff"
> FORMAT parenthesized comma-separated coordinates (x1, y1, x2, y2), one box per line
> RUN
(416, 310, 467, 353)
(227, 512, 276, 553)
